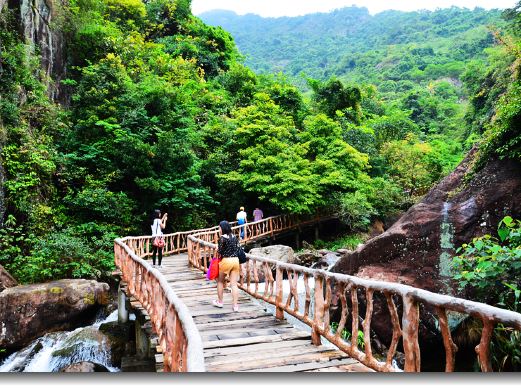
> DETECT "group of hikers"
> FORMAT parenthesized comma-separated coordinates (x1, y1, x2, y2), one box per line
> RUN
(149, 206, 264, 312)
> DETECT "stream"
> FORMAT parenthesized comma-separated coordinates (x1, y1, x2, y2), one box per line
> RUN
(0, 310, 120, 372)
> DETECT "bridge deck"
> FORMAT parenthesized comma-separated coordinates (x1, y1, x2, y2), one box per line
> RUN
(150, 254, 372, 372)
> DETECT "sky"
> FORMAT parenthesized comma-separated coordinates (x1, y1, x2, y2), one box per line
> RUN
(191, 0, 518, 17)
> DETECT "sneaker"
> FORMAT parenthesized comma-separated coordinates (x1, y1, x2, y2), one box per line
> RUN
(212, 300, 223, 308)
(233, 304, 239, 312)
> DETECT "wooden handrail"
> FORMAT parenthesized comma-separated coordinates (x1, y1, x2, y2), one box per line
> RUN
(114, 239, 205, 372)
(113, 214, 327, 372)
(186, 218, 521, 373)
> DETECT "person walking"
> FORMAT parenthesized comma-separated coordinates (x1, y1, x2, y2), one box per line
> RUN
(253, 207, 264, 222)
(214, 220, 241, 312)
(151, 209, 167, 268)
(236, 206, 247, 239)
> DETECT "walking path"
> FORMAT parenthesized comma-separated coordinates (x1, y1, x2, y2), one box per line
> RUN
(151, 253, 372, 372)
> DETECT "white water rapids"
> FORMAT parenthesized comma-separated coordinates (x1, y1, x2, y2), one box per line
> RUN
(0, 310, 120, 372)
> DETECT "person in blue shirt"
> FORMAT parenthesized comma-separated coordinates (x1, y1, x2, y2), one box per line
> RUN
(236, 206, 247, 239)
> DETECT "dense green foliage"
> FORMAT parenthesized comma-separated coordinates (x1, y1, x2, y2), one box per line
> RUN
(200, 6, 502, 143)
(1, 1, 520, 285)
(453, 216, 521, 371)
(453, 216, 521, 309)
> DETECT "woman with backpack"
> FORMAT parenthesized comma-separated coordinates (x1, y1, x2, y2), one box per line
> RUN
(214, 220, 241, 312)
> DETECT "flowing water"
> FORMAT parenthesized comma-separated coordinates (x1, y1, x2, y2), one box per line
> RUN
(0, 310, 120, 372)
(439, 201, 455, 280)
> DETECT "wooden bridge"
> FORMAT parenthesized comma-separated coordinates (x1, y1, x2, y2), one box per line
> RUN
(114, 214, 521, 372)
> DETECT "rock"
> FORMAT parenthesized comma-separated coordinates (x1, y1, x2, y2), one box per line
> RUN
(330, 148, 521, 349)
(0, 265, 17, 292)
(301, 241, 314, 250)
(0, 279, 110, 350)
(98, 321, 134, 367)
(59, 361, 109, 372)
(4, 0, 68, 102)
(322, 252, 340, 269)
(249, 245, 295, 265)
(310, 260, 329, 270)
(245, 245, 295, 283)
(336, 249, 352, 255)
(294, 251, 322, 268)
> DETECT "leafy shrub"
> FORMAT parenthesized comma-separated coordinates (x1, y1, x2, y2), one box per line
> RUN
(331, 322, 365, 349)
(453, 216, 521, 308)
(453, 215, 521, 371)
(313, 233, 366, 251)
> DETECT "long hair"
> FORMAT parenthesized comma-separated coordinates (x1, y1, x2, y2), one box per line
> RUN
(219, 220, 232, 235)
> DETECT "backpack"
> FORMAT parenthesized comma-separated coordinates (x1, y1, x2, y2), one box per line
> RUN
(237, 246, 247, 264)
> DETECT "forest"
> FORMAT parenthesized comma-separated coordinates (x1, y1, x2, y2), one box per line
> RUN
(0, 0, 520, 314)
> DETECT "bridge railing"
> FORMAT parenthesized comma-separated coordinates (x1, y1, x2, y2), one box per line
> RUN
(114, 238, 205, 372)
(113, 214, 310, 372)
(187, 226, 521, 373)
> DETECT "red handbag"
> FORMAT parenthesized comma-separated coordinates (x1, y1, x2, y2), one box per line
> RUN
(154, 236, 165, 248)
(206, 257, 221, 280)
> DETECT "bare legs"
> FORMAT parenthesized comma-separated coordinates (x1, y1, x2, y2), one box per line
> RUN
(217, 271, 225, 303)
(229, 269, 239, 307)
(216, 269, 239, 307)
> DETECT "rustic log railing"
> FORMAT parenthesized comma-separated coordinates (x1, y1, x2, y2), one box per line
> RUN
(113, 214, 315, 372)
(114, 238, 205, 372)
(186, 218, 521, 373)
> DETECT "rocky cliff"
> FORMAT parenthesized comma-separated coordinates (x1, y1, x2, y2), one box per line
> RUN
(330, 148, 521, 349)
(332, 148, 521, 294)
(2, 0, 67, 102)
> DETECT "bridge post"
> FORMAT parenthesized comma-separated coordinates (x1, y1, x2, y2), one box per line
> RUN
(402, 295, 421, 372)
(275, 267, 284, 320)
(118, 282, 129, 324)
(311, 276, 324, 346)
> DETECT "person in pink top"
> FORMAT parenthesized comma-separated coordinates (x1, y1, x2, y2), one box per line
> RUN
(253, 207, 264, 222)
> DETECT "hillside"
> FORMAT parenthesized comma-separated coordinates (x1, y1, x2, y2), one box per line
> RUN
(199, 6, 503, 84)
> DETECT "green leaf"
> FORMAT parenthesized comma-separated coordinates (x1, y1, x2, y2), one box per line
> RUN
(498, 226, 510, 242)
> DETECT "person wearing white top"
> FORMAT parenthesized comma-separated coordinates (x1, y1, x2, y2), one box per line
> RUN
(236, 206, 247, 239)
(151, 209, 167, 267)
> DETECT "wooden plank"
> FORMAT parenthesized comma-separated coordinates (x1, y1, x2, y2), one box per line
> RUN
(196, 317, 290, 331)
(203, 339, 313, 359)
(203, 330, 310, 349)
(189, 305, 261, 317)
(208, 350, 350, 372)
(199, 323, 294, 336)
(205, 344, 335, 366)
(201, 327, 296, 342)
(193, 311, 273, 324)
(245, 357, 360, 372)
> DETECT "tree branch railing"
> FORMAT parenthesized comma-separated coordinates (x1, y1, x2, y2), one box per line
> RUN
(113, 214, 328, 372)
(114, 238, 205, 372)
(187, 222, 521, 373)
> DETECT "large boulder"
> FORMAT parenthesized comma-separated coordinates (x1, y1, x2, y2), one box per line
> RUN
(59, 361, 110, 372)
(294, 251, 322, 268)
(244, 245, 295, 283)
(249, 245, 295, 264)
(330, 149, 521, 349)
(0, 265, 17, 292)
(0, 279, 110, 351)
